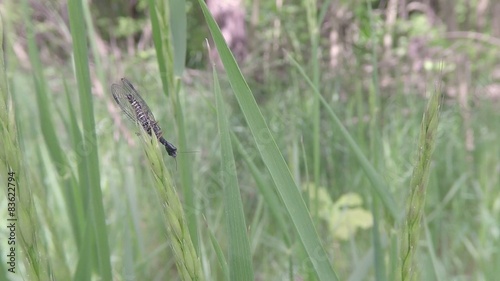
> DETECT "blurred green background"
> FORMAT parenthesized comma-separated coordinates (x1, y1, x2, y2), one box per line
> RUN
(0, 0, 499, 280)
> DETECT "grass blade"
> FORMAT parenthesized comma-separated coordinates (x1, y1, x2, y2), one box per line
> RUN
(148, 0, 175, 96)
(67, 0, 111, 278)
(214, 67, 254, 280)
(232, 133, 292, 246)
(198, 1, 339, 279)
(24, 0, 67, 177)
(207, 225, 230, 281)
(24, 1, 83, 265)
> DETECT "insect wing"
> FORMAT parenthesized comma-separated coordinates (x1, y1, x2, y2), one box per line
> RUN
(120, 78, 157, 123)
(120, 78, 164, 137)
(111, 82, 138, 123)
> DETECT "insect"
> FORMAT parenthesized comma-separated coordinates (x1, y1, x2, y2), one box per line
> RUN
(111, 77, 177, 158)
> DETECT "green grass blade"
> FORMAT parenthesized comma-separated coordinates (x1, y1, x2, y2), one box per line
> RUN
(148, 0, 175, 96)
(63, 79, 87, 246)
(24, 0, 83, 262)
(67, 0, 111, 279)
(287, 53, 400, 221)
(24, 0, 67, 175)
(232, 133, 292, 246)
(74, 221, 94, 281)
(423, 217, 441, 280)
(82, 0, 107, 92)
(169, 0, 186, 76)
(198, 1, 338, 279)
(214, 67, 254, 280)
(207, 225, 230, 281)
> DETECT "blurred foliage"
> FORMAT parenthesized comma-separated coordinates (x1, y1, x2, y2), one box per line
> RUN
(93, 0, 149, 38)
(3, 0, 499, 86)
(306, 185, 373, 241)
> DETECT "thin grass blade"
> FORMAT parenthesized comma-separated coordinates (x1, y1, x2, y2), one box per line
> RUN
(198, 1, 339, 279)
(231, 133, 292, 246)
(207, 216, 230, 281)
(214, 67, 254, 280)
(67, 0, 111, 278)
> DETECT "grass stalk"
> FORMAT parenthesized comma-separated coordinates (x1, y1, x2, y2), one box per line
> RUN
(400, 85, 443, 281)
(140, 129, 204, 281)
(148, 0, 199, 254)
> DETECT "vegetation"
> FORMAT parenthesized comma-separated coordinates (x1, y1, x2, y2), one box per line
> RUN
(0, 0, 499, 280)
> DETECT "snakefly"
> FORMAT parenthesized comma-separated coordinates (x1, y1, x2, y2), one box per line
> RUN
(111, 77, 177, 158)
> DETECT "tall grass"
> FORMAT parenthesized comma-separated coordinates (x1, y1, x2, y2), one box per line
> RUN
(400, 84, 443, 281)
(1, 9, 52, 280)
(199, 0, 339, 279)
(2, 0, 499, 280)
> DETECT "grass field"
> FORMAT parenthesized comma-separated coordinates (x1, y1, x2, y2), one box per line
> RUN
(1, 0, 499, 280)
